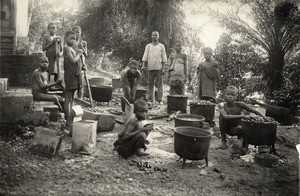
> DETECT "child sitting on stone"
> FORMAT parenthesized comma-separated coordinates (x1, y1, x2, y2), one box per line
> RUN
(114, 100, 153, 159)
(31, 55, 64, 111)
(218, 85, 265, 149)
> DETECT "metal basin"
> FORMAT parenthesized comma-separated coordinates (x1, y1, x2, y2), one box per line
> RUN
(174, 114, 205, 128)
(174, 126, 212, 167)
(89, 77, 105, 86)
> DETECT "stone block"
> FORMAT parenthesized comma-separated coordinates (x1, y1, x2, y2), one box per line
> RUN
(72, 105, 83, 122)
(33, 101, 56, 110)
(0, 92, 33, 123)
(82, 110, 116, 132)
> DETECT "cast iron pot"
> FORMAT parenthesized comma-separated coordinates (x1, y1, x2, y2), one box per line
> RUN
(89, 77, 105, 86)
(174, 126, 212, 168)
(90, 85, 113, 103)
(167, 95, 188, 114)
(242, 120, 277, 154)
(174, 114, 205, 128)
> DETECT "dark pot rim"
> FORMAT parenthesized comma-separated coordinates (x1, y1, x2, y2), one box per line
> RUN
(90, 85, 113, 89)
(174, 114, 205, 122)
(173, 126, 212, 138)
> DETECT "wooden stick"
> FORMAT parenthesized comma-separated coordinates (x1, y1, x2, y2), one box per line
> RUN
(148, 114, 170, 120)
(83, 69, 93, 107)
(80, 53, 93, 107)
(55, 41, 60, 78)
(74, 97, 91, 107)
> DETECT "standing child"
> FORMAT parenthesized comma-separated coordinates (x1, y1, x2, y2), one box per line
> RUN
(114, 100, 153, 159)
(72, 26, 87, 98)
(218, 85, 265, 149)
(72, 26, 87, 58)
(189, 47, 219, 102)
(63, 30, 84, 129)
(168, 40, 187, 95)
(142, 31, 167, 105)
(31, 55, 64, 111)
(42, 23, 62, 82)
(120, 59, 141, 111)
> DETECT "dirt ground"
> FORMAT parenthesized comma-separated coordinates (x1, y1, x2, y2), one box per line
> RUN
(0, 100, 299, 196)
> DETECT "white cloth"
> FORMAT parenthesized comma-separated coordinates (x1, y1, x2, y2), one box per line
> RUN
(142, 43, 167, 71)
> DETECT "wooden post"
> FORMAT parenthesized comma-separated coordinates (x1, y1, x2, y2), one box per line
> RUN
(55, 41, 60, 78)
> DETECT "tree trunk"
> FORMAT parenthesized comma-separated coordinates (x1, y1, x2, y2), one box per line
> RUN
(267, 47, 285, 94)
(97, 52, 105, 71)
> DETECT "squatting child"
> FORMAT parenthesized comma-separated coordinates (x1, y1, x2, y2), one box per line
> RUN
(114, 100, 153, 159)
(218, 85, 265, 149)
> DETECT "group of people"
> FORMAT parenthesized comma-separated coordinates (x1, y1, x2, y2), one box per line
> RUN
(120, 31, 220, 107)
(31, 23, 87, 130)
(32, 26, 266, 158)
(115, 31, 266, 158)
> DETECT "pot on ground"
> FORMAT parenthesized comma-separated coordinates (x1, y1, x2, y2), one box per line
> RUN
(174, 126, 212, 168)
(174, 114, 205, 128)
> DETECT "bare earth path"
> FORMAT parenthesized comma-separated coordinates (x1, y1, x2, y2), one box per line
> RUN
(0, 69, 299, 195)
(0, 102, 299, 195)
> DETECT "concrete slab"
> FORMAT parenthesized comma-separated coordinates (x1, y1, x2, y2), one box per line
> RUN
(0, 92, 33, 123)
(82, 110, 116, 132)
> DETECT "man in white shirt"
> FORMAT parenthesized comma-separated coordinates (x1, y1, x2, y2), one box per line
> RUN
(142, 31, 167, 105)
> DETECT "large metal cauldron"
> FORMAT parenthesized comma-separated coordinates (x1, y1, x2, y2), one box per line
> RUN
(174, 114, 205, 128)
(242, 121, 277, 154)
(90, 85, 113, 104)
(89, 77, 105, 86)
(174, 126, 212, 168)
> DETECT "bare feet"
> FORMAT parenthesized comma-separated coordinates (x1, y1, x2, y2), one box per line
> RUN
(147, 102, 153, 109)
(136, 148, 149, 157)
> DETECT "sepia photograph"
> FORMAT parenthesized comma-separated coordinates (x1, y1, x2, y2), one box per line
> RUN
(0, 0, 299, 195)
